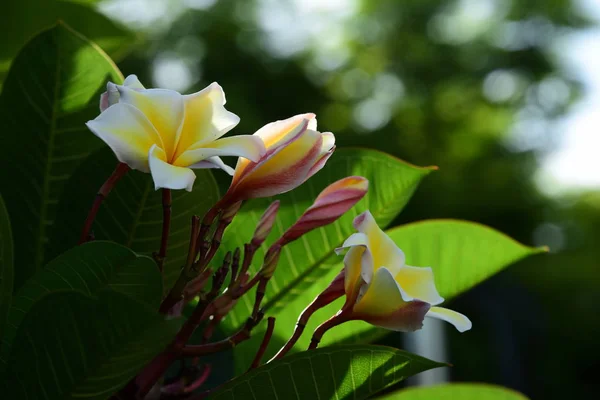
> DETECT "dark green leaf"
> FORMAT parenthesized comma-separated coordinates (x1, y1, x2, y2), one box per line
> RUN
(48, 148, 221, 287)
(221, 148, 435, 329)
(0, 0, 134, 86)
(0, 195, 13, 336)
(2, 290, 180, 400)
(208, 345, 445, 400)
(380, 383, 530, 399)
(0, 241, 161, 366)
(0, 23, 123, 290)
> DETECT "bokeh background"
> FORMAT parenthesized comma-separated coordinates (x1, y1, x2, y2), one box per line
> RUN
(4, 0, 600, 398)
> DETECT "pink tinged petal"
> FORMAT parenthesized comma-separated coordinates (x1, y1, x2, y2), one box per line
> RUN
(231, 117, 310, 187)
(352, 267, 430, 332)
(173, 134, 265, 168)
(427, 307, 472, 332)
(228, 128, 323, 200)
(173, 83, 240, 160)
(189, 156, 235, 175)
(353, 210, 406, 275)
(281, 176, 368, 243)
(394, 265, 444, 305)
(148, 145, 196, 191)
(117, 86, 185, 160)
(86, 103, 162, 172)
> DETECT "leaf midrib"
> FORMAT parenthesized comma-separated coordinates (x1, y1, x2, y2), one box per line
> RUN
(35, 29, 61, 271)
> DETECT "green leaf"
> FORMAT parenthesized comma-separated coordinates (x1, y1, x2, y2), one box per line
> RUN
(386, 219, 547, 301)
(208, 345, 445, 400)
(221, 148, 435, 329)
(48, 148, 221, 287)
(380, 383, 530, 400)
(0, 0, 134, 87)
(0, 22, 123, 290)
(0, 195, 13, 336)
(2, 290, 180, 400)
(0, 241, 161, 367)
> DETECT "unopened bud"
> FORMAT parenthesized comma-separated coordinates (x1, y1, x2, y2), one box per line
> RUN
(259, 245, 282, 279)
(281, 176, 368, 245)
(251, 200, 280, 247)
(221, 201, 243, 224)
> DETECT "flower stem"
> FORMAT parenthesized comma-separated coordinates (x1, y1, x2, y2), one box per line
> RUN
(308, 311, 352, 350)
(78, 162, 129, 244)
(270, 288, 343, 362)
(248, 317, 276, 370)
(154, 188, 172, 272)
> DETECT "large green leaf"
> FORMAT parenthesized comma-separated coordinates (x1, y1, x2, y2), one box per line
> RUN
(208, 345, 445, 400)
(0, 0, 134, 87)
(220, 148, 435, 330)
(0, 23, 123, 290)
(0, 241, 161, 366)
(380, 383, 530, 399)
(387, 220, 547, 301)
(2, 290, 181, 400)
(49, 148, 221, 287)
(249, 219, 547, 361)
(0, 195, 13, 336)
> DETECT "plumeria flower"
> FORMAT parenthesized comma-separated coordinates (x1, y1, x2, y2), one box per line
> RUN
(220, 113, 335, 203)
(337, 211, 472, 332)
(87, 75, 265, 191)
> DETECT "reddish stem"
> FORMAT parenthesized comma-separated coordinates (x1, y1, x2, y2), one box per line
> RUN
(154, 188, 172, 272)
(248, 317, 276, 370)
(78, 162, 129, 244)
(308, 311, 352, 350)
(269, 288, 343, 362)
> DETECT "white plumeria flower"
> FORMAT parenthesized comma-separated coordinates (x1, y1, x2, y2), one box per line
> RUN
(87, 75, 265, 192)
(337, 210, 472, 333)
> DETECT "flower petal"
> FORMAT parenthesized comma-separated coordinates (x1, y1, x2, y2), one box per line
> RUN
(174, 134, 265, 167)
(394, 265, 444, 305)
(123, 74, 145, 89)
(336, 232, 368, 254)
(353, 211, 406, 275)
(353, 267, 430, 331)
(173, 83, 240, 160)
(427, 306, 472, 332)
(343, 246, 365, 302)
(148, 145, 196, 191)
(189, 156, 235, 175)
(86, 103, 161, 172)
(254, 113, 316, 149)
(117, 86, 184, 160)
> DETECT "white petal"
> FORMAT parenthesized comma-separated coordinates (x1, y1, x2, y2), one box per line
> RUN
(336, 232, 368, 254)
(118, 86, 184, 160)
(174, 135, 265, 167)
(353, 210, 405, 275)
(353, 267, 406, 316)
(427, 306, 472, 332)
(173, 82, 240, 158)
(189, 156, 235, 175)
(320, 132, 335, 154)
(148, 145, 196, 191)
(394, 265, 444, 305)
(123, 74, 146, 89)
(86, 103, 161, 172)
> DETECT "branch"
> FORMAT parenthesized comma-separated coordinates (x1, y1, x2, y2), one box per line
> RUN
(153, 188, 172, 272)
(79, 162, 129, 244)
(248, 317, 276, 371)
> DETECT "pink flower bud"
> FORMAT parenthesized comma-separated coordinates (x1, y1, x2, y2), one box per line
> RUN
(280, 176, 369, 245)
(252, 200, 280, 247)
